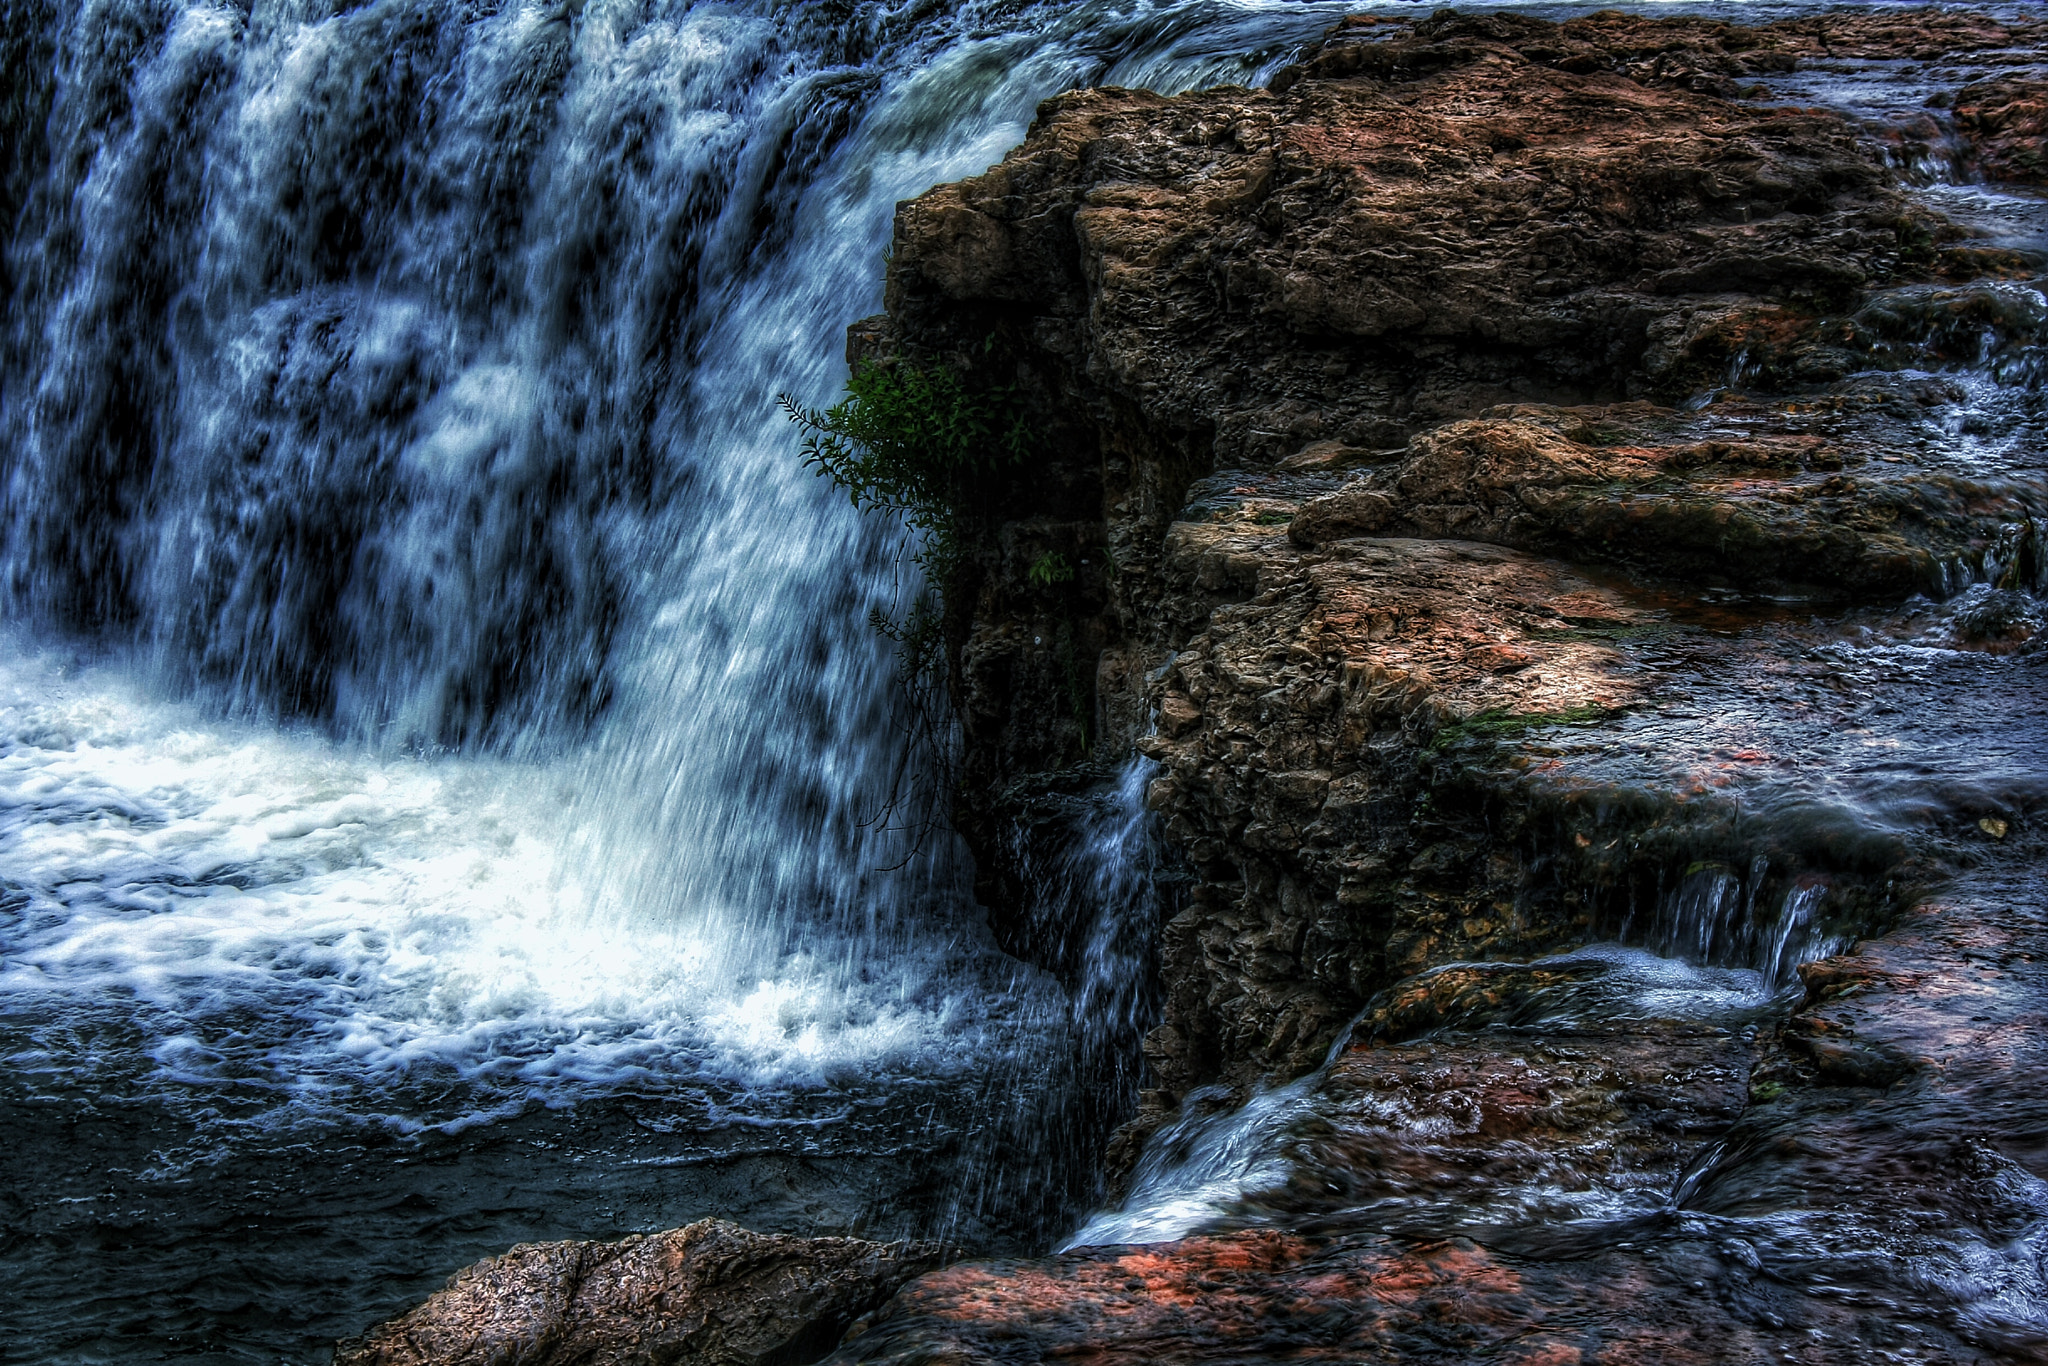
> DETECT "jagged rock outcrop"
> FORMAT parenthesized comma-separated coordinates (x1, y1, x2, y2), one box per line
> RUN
(335, 1220, 944, 1366)
(883, 3, 2044, 1084)
(1951, 76, 2048, 183)
(890, 9, 2047, 941)
(887, 7, 2024, 896)
(845, 7, 2048, 1362)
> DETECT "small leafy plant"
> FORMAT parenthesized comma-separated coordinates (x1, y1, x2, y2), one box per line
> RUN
(781, 356, 1035, 846)
(1027, 551, 1075, 587)
(781, 357, 1032, 673)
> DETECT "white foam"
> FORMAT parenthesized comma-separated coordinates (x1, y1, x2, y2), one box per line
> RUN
(0, 637, 1037, 1130)
(1064, 1078, 1318, 1249)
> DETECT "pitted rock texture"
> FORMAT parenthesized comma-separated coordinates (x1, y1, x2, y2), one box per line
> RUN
(893, 23, 1933, 468)
(858, 9, 2048, 1361)
(334, 1219, 944, 1366)
(820, 1225, 2000, 1365)
(1951, 76, 2048, 184)
(1134, 527, 1646, 1084)
(888, 5, 2047, 950)
(875, 2, 2048, 1078)
(1285, 397, 2046, 596)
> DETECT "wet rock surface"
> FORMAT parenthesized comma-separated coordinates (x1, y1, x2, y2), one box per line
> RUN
(335, 1219, 944, 1366)
(827, 1229, 1995, 1365)
(1130, 495, 2043, 1085)
(828, 821, 2048, 1362)
(892, 3, 2048, 903)
(861, 6, 2048, 1363)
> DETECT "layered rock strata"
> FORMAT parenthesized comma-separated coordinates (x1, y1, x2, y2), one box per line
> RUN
(887, 1, 2043, 1089)
(845, 7, 2048, 1362)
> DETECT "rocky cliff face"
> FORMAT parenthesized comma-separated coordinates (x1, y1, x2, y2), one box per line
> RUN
(338, 10, 2045, 1363)
(841, 8, 2048, 1361)
(881, 4, 2043, 1089)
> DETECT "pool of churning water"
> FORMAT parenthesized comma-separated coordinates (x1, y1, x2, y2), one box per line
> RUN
(1, 0, 2039, 1359)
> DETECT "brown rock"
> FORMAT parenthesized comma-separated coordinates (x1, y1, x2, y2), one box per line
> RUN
(334, 1220, 945, 1366)
(1954, 75, 2048, 184)
(841, 9, 2048, 1363)
(821, 1228, 1964, 1365)
(903, 3, 2048, 945)
(1288, 399, 2044, 596)
(890, 19, 1932, 465)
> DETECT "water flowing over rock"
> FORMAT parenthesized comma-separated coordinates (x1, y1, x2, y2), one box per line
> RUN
(3, 0, 2045, 1359)
(844, 6, 2048, 1361)
(0, 0, 1350, 1356)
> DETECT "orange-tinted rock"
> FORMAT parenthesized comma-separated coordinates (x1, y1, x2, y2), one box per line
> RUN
(852, 9, 2048, 1365)
(825, 1226, 1979, 1364)
(1287, 398, 2045, 596)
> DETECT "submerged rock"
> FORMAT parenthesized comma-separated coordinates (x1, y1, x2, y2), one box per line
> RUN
(335, 1220, 943, 1366)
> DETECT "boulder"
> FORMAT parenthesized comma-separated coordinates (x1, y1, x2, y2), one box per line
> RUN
(335, 1220, 944, 1366)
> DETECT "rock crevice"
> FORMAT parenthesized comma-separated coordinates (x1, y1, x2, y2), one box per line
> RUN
(844, 9, 2048, 1361)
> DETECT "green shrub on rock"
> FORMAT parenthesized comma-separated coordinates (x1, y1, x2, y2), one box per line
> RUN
(781, 358, 1032, 675)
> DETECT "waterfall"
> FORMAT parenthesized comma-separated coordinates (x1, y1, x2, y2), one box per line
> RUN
(0, 0, 1353, 928)
(0, 5, 1360, 1351)
(0, 0, 1349, 743)
(0, 0, 1347, 1098)
(1065, 760, 1167, 1117)
(1633, 861, 1846, 994)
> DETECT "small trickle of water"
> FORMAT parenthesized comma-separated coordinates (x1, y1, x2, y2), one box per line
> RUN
(974, 756, 1166, 1236)
(1062, 1076, 1318, 1249)
(1762, 881, 1835, 993)
(1982, 519, 2048, 596)
(1067, 759, 1166, 1104)
(1633, 861, 1845, 993)
(1079, 844, 1862, 1249)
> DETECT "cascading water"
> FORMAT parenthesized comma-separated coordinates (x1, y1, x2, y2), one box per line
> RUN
(987, 756, 1167, 1231)
(5, 0, 2036, 1360)
(1074, 858, 1865, 1249)
(1061, 759, 1167, 1141)
(1628, 860, 1846, 994)
(0, 0, 1349, 1357)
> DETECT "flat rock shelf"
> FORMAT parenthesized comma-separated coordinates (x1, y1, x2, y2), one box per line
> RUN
(822, 6, 2048, 1362)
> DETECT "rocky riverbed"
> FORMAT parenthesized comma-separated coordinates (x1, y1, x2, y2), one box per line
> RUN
(347, 7, 2047, 1363)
